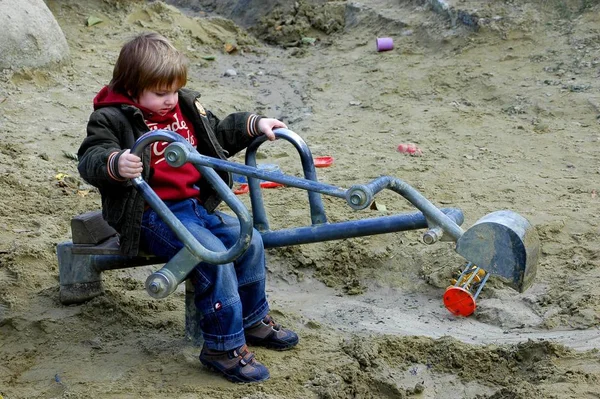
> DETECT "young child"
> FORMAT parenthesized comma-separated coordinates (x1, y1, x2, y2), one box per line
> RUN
(77, 32, 298, 383)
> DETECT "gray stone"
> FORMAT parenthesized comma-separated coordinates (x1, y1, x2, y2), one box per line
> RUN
(0, 0, 70, 70)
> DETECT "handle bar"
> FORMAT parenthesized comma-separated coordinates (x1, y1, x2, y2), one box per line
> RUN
(130, 129, 253, 265)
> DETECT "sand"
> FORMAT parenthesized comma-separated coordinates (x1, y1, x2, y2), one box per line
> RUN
(1, 0, 600, 398)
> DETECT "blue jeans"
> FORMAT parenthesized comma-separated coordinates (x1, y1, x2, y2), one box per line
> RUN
(140, 198, 269, 351)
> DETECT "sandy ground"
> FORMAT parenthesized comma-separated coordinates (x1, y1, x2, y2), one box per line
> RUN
(2, 0, 600, 398)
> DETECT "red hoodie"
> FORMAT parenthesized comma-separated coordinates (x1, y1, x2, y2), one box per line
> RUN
(94, 86, 201, 201)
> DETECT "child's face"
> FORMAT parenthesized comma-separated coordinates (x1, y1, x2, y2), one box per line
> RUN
(135, 83, 180, 116)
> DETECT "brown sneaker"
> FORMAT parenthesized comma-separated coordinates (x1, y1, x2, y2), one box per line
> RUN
(199, 344, 270, 383)
(245, 315, 299, 350)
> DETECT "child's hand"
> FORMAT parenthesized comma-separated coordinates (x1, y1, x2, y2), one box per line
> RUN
(258, 118, 287, 141)
(118, 149, 143, 179)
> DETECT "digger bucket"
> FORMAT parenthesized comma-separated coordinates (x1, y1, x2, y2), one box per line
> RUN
(455, 210, 539, 292)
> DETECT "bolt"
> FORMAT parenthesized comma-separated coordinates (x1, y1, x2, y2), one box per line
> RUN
(350, 194, 362, 205)
(349, 189, 367, 206)
(148, 281, 162, 294)
(423, 231, 437, 245)
(166, 151, 178, 163)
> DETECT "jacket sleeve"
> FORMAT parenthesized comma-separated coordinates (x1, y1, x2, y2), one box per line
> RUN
(78, 110, 131, 190)
(207, 110, 262, 157)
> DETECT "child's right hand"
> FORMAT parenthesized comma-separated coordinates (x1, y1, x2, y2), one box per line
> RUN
(118, 149, 143, 179)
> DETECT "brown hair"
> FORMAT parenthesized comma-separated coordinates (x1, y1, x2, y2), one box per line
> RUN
(109, 32, 188, 99)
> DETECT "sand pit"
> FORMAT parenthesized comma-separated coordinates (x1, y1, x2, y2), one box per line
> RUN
(1, 0, 600, 398)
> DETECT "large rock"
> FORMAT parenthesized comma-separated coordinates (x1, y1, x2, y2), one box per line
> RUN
(0, 0, 70, 70)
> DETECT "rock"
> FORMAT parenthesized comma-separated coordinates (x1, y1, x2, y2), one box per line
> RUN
(0, 0, 70, 69)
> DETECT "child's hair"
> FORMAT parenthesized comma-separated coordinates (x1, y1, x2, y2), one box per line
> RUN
(110, 32, 188, 99)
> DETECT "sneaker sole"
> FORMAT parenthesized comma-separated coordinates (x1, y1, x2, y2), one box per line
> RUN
(246, 336, 299, 351)
(200, 360, 270, 383)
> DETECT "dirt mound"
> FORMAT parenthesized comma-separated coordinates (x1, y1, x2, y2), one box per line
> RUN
(252, 1, 345, 47)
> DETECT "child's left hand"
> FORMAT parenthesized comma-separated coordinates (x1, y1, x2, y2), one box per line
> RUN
(258, 118, 287, 141)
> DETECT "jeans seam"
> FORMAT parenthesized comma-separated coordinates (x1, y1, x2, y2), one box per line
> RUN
(243, 301, 269, 329)
(141, 220, 179, 254)
(237, 275, 266, 288)
(191, 198, 207, 222)
(237, 253, 266, 287)
(202, 296, 240, 314)
(202, 329, 246, 351)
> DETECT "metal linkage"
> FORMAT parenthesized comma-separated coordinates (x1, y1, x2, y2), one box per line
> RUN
(57, 128, 467, 306)
(59, 128, 539, 311)
(161, 128, 465, 250)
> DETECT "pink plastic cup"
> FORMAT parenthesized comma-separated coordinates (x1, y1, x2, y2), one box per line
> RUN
(376, 37, 394, 52)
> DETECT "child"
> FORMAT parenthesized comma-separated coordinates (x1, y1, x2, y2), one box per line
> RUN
(77, 32, 298, 383)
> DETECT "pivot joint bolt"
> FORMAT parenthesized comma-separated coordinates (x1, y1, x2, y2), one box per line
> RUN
(145, 270, 178, 299)
(164, 142, 190, 168)
(148, 281, 163, 294)
(346, 185, 373, 210)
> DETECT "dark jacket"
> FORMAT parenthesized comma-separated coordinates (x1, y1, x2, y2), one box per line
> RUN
(78, 88, 259, 255)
